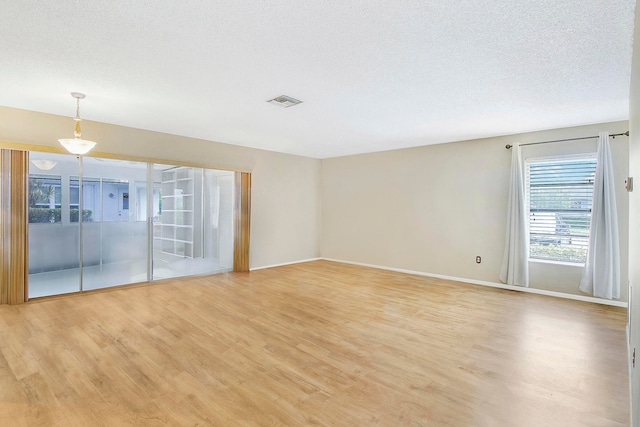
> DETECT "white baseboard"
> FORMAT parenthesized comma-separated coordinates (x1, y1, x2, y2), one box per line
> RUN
(249, 258, 322, 271)
(321, 257, 628, 308)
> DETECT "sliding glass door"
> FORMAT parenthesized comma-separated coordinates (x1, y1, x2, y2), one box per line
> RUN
(28, 152, 235, 298)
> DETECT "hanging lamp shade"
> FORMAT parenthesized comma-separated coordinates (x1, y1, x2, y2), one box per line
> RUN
(58, 92, 97, 155)
(30, 159, 58, 170)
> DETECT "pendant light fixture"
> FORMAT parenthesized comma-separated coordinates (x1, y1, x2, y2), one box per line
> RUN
(58, 92, 97, 155)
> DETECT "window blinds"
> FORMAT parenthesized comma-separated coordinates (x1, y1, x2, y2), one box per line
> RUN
(527, 157, 596, 263)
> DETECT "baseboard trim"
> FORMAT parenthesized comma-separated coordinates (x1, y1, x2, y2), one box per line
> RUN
(250, 258, 322, 271)
(321, 258, 628, 308)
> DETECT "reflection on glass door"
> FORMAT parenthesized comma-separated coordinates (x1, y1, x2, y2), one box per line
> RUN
(152, 164, 234, 280)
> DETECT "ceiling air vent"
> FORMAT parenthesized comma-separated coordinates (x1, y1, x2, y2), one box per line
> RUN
(267, 95, 303, 108)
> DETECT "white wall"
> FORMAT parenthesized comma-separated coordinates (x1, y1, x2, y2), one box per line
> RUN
(627, 4, 640, 425)
(322, 121, 629, 302)
(0, 106, 322, 270)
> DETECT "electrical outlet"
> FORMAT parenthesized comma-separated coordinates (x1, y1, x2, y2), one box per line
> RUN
(476, 256, 481, 264)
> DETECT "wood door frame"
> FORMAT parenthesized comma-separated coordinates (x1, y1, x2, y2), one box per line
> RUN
(233, 172, 251, 272)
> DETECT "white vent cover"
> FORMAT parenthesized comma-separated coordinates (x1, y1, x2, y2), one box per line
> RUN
(267, 95, 303, 108)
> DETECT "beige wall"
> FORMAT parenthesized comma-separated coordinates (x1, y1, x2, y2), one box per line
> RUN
(628, 4, 639, 426)
(322, 121, 629, 302)
(0, 106, 321, 269)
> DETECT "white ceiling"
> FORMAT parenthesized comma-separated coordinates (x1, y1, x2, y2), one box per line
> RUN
(0, 0, 635, 158)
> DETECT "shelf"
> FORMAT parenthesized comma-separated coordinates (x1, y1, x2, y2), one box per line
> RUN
(159, 168, 196, 259)
(156, 237, 193, 244)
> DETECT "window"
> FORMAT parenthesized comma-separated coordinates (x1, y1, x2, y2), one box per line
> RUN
(526, 154, 596, 263)
(28, 175, 62, 223)
(69, 177, 97, 222)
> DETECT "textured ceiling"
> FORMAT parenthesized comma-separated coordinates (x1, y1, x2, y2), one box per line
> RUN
(0, 0, 635, 158)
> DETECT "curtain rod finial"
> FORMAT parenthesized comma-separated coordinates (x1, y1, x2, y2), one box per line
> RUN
(505, 144, 512, 149)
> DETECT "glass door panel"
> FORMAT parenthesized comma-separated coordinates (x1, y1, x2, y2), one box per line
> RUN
(28, 152, 81, 298)
(81, 158, 148, 290)
(152, 164, 234, 280)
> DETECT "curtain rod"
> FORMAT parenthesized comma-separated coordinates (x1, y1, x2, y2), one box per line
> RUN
(505, 131, 629, 149)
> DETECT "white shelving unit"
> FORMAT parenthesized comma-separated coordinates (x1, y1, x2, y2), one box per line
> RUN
(157, 167, 194, 257)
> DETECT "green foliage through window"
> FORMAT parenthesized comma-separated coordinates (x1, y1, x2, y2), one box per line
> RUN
(29, 174, 92, 223)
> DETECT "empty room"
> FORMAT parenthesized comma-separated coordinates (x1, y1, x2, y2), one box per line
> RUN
(1, 1, 640, 426)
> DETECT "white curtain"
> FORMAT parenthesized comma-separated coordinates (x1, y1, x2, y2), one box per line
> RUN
(579, 132, 620, 299)
(500, 143, 529, 287)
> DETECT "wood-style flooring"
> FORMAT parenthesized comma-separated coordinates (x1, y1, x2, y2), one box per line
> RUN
(0, 260, 629, 426)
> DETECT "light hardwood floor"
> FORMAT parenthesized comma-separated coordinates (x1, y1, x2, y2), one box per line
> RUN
(0, 261, 629, 426)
